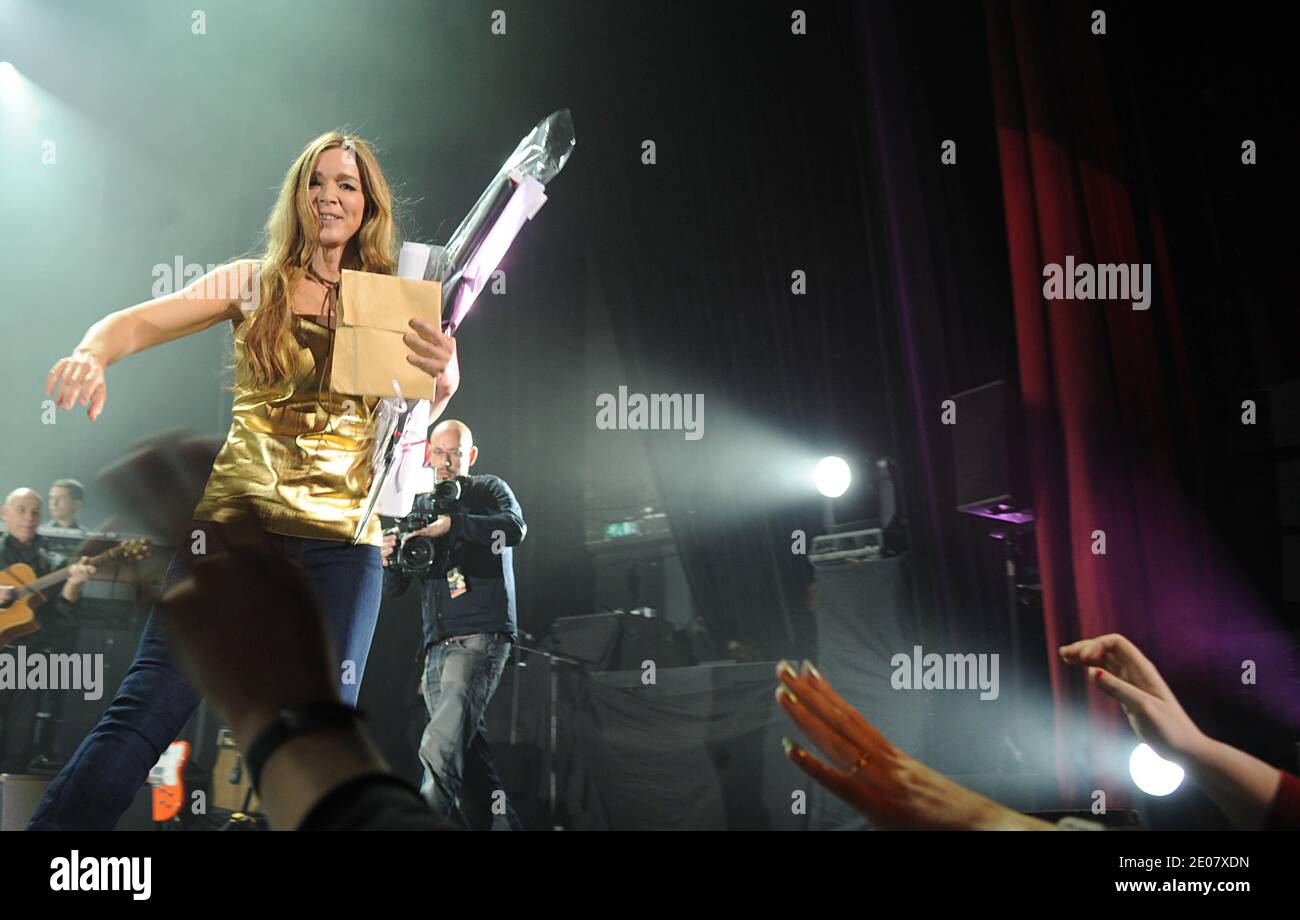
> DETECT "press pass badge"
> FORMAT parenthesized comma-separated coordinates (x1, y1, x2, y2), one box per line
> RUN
(447, 567, 469, 598)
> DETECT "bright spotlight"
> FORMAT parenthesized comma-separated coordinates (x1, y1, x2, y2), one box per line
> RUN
(0, 62, 15, 86)
(814, 456, 851, 498)
(1129, 743, 1185, 796)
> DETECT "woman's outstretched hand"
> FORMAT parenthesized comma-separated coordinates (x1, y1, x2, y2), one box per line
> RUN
(1060, 632, 1289, 830)
(46, 347, 108, 420)
(1058, 633, 1204, 760)
(776, 660, 1053, 830)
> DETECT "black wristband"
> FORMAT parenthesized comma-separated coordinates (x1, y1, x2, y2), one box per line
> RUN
(244, 702, 364, 794)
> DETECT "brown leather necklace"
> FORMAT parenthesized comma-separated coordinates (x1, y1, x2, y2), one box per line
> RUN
(302, 263, 343, 413)
(305, 264, 341, 329)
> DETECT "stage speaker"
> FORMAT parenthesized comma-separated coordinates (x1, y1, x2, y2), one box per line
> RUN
(46, 620, 140, 766)
(589, 538, 696, 630)
(549, 613, 622, 669)
(616, 612, 692, 670)
(950, 381, 1032, 521)
(549, 611, 692, 671)
(0, 774, 49, 831)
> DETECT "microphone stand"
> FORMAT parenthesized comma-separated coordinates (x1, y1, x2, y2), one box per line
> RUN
(506, 641, 581, 829)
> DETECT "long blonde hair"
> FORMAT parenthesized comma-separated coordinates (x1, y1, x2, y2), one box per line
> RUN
(242, 131, 398, 388)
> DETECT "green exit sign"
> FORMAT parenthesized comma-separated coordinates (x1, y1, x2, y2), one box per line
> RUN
(604, 521, 640, 538)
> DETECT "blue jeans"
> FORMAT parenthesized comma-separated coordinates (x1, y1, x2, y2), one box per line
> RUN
(419, 632, 521, 830)
(27, 532, 382, 831)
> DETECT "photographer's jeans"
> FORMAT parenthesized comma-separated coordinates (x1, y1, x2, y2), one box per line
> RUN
(419, 632, 522, 830)
(26, 532, 383, 831)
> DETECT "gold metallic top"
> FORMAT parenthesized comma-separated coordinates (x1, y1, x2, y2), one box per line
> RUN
(192, 313, 383, 546)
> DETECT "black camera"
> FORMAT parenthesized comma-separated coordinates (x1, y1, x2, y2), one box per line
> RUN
(389, 477, 463, 573)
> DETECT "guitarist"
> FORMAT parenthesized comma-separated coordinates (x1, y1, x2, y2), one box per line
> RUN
(0, 488, 96, 772)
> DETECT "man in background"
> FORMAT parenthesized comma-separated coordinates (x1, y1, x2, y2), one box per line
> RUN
(381, 420, 525, 830)
(0, 488, 94, 772)
(46, 479, 86, 532)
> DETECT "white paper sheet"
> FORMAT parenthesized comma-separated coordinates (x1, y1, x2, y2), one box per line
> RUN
(375, 241, 437, 518)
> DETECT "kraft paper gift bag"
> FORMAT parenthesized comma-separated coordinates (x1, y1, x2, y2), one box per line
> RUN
(333, 270, 443, 399)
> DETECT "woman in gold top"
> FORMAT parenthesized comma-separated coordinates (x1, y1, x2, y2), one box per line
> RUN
(30, 132, 455, 830)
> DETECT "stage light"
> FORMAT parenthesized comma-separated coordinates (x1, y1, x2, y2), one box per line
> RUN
(814, 456, 851, 498)
(0, 61, 16, 88)
(1129, 743, 1184, 796)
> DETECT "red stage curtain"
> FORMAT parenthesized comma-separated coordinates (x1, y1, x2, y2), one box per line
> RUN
(984, 0, 1224, 801)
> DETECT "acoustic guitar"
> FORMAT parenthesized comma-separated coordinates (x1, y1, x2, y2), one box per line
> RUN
(0, 539, 151, 646)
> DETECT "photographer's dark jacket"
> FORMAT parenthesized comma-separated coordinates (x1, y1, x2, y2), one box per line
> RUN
(382, 474, 525, 648)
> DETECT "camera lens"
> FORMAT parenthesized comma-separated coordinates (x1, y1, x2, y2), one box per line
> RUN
(401, 536, 435, 570)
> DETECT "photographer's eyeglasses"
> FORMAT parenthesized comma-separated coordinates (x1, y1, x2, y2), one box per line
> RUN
(429, 447, 465, 462)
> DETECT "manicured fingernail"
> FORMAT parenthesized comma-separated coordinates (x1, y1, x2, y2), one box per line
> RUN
(777, 660, 798, 680)
(802, 660, 822, 682)
(782, 737, 794, 754)
(1091, 667, 1105, 684)
(777, 685, 798, 704)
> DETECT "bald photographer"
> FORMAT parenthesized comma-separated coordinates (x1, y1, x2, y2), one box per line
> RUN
(381, 419, 526, 831)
